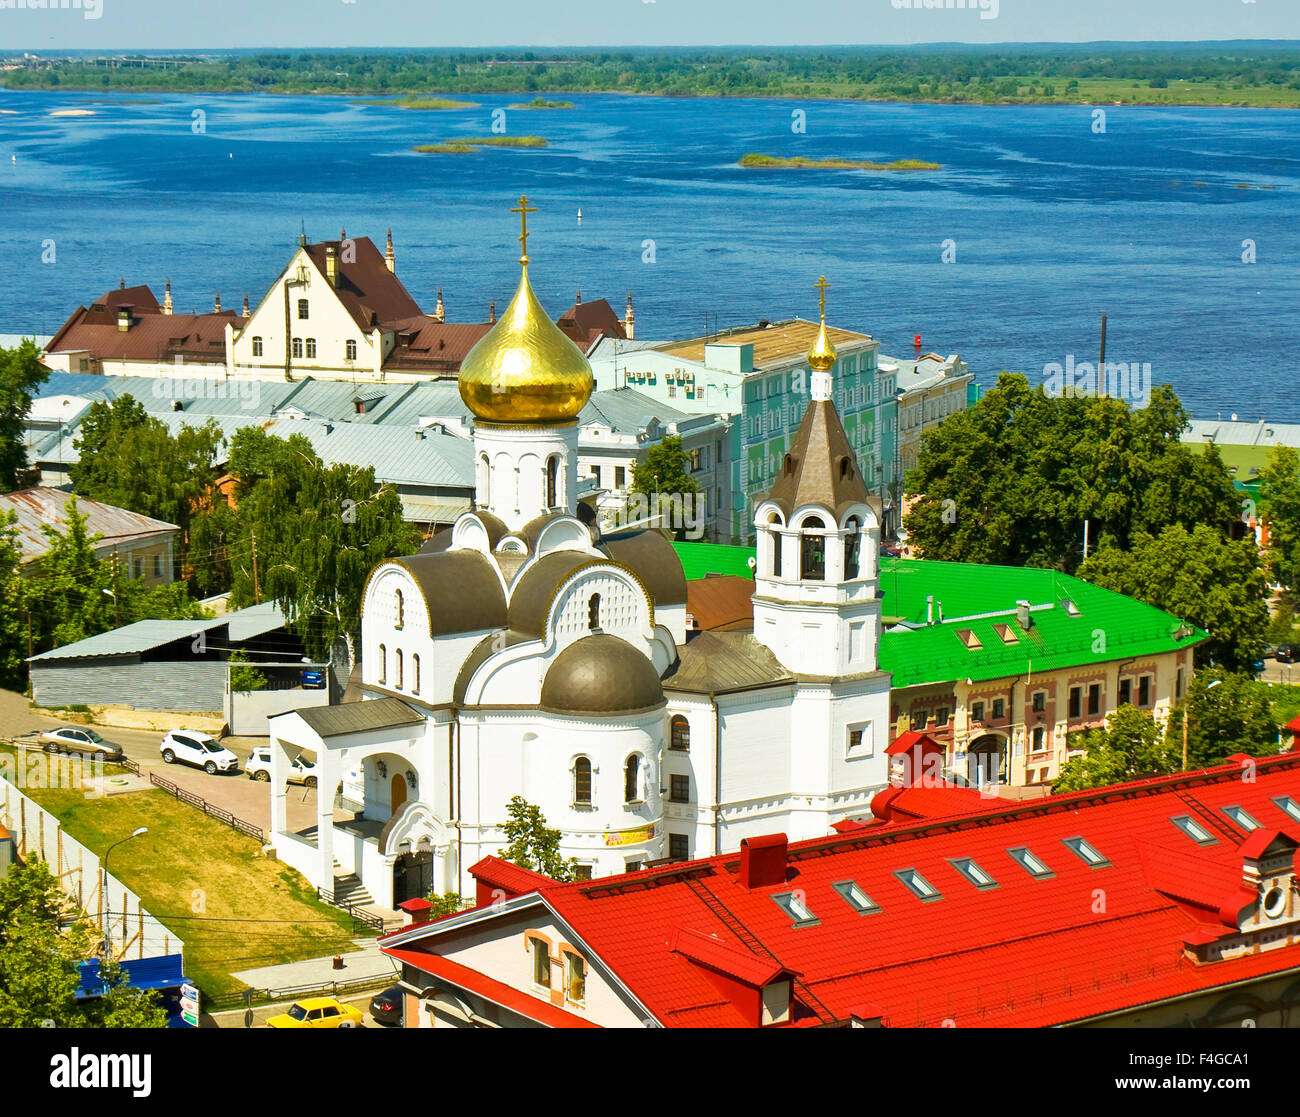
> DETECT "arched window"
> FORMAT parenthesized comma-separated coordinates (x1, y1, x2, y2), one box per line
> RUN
(252, 336, 263, 357)
(378, 643, 386, 685)
(412, 654, 420, 696)
(546, 455, 559, 509)
(766, 511, 784, 578)
(478, 453, 490, 506)
(588, 593, 601, 631)
(394, 589, 404, 630)
(395, 649, 403, 690)
(670, 716, 690, 751)
(800, 515, 827, 581)
(624, 755, 640, 803)
(574, 757, 592, 805)
(844, 516, 861, 580)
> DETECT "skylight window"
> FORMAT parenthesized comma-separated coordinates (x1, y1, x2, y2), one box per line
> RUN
(992, 623, 1019, 645)
(772, 892, 820, 927)
(1007, 847, 1054, 880)
(895, 868, 942, 902)
(956, 629, 982, 650)
(1171, 815, 1217, 845)
(831, 880, 880, 915)
(1062, 836, 1110, 869)
(949, 858, 998, 890)
(1060, 598, 1081, 617)
(1273, 796, 1300, 824)
(1222, 805, 1261, 831)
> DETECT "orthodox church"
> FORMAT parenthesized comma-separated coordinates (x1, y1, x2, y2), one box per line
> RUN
(267, 199, 893, 910)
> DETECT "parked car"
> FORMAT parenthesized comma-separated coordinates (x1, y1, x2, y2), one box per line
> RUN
(245, 747, 318, 787)
(159, 730, 239, 775)
(39, 726, 124, 762)
(266, 997, 363, 1029)
(1277, 645, 1297, 664)
(300, 668, 326, 689)
(880, 542, 902, 558)
(368, 985, 403, 1027)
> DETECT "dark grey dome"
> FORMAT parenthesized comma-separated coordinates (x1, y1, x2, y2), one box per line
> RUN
(540, 634, 665, 716)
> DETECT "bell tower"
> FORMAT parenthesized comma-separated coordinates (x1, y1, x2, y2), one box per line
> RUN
(752, 277, 883, 677)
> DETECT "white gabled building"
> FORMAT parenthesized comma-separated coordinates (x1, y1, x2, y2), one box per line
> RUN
(267, 212, 891, 912)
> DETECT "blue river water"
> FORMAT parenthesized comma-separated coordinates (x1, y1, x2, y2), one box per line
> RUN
(1, 86, 1297, 419)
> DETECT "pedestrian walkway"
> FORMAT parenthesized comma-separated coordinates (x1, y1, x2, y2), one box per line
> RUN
(231, 936, 399, 991)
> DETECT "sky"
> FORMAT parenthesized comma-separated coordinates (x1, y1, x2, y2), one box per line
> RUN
(0, 0, 1295, 52)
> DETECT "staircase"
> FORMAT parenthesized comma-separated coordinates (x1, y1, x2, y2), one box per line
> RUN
(330, 860, 374, 907)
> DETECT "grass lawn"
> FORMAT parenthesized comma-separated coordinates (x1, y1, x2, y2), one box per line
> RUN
(1, 746, 364, 1001)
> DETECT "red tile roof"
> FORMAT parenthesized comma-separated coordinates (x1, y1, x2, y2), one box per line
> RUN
(387, 754, 1300, 1028)
(382, 316, 493, 373)
(46, 291, 240, 366)
(686, 575, 755, 632)
(556, 297, 626, 352)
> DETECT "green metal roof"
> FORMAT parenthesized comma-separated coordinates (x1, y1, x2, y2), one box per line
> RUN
(671, 544, 1206, 689)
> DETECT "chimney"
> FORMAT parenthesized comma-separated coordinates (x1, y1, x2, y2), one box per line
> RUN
(575, 289, 582, 305)
(325, 246, 338, 287)
(339, 226, 346, 242)
(434, 287, 444, 323)
(163, 278, 173, 315)
(242, 292, 250, 317)
(489, 300, 496, 324)
(116, 306, 131, 333)
(213, 292, 221, 313)
(385, 227, 395, 273)
(926, 594, 934, 625)
(625, 291, 635, 340)
(738, 834, 788, 889)
(1016, 600, 1032, 630)
(119, 277, 125, 289)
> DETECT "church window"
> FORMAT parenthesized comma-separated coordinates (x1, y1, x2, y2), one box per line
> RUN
(395, 649, 403, 690)
(546, 455, 559, 508)
(614, 466, 626, 489)
(669, 834, 689, 861)
(670, 716, 690, 751)
(346, 339, 357, 361)
(252, 336, 263, 357)
(588, 593, 601, 631)
(530, 938, 550, 988)
(292, 337, 303, 359)
(844, 516, 861, 579)
(306, 337, 317, 359)
(377, 644, 386, 685)
(669, 775, 690, 803)
(394, 589, 404, 629)
(624, 755, 641, 803)
(412, 654, 420, 696)
(574, 757, 592, 806)
(297, 298, 309, 320)
(800, 516, 827, 581)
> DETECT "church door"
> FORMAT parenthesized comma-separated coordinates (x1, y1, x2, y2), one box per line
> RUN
(391, 773, 407, 814)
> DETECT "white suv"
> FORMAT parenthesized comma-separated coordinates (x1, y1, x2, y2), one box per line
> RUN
(160, 730, 239, 775)
(246, 747, 318, 788)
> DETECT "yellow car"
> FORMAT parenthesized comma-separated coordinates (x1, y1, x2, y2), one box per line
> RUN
(266, 997, 364, 1028)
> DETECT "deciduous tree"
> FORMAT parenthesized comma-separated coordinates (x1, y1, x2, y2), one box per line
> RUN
(0, 340, 50, 491)
(1053, 705, 1180, 792)
(499, 796, 577, 882)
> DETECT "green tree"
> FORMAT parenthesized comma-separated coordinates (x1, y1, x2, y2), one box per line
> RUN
(630, 434, 701, 538)
(1165, 667, 1279, 769)
(0, 340, 50, 491)
(904, 374, 1237, 573)
(0, 509, 28, 688)
(1079, 523, 1268, 670)
(499, 796, 577, 881)
(228, 648, 267, 691)
(69, 395, 222, 581)
(1053, 704, 1180, 792)
(1258, 445, 1300, 591)
(225, 428, 420, 660)
(86, 958, 167, 1029)
(25, 498, 115, 650)
(0, 857, 93, 1028)
(424, 891, 472, 916)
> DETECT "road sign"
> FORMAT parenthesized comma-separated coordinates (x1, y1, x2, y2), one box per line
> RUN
(180, 982, 200, 1028)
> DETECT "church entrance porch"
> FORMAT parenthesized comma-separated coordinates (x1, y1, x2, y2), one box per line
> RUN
(394, 850, 434, 904)
(968, 733, 1010, 788)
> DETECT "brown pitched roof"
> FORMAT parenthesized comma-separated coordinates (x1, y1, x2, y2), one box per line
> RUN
(662, 629, 793, 694)
(302, 237, 421, 331)
(762, 399, 876, 522)
(555, 297, 626, 351)
(686, 575, 755, 632)
(45, 306, 240, 365)
(383, 316, 493, 373)
(659, 318, 869, 367)
(0, 488, 178, 564)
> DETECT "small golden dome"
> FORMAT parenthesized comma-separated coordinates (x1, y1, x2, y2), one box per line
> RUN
(807, 274, 838, 373)
(458, 199, 593, 424)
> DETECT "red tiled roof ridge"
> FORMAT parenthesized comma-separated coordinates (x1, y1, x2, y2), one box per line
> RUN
(669, 926, 789, 987)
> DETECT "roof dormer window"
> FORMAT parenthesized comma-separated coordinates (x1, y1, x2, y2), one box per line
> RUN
(1171, 815, 1217, 845)
(1062, 836, 1110, 869)
(772, 891, 819, 927)
(895, 868, 941, 902)
(949, 857, 998, 890)
(1272, 796, 1300, 824)
(1007, 846, 1054, 879)
(1222, 805, 1261, 831)
(831, 880, 880, 914)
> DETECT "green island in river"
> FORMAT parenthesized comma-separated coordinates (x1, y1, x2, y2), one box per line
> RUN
(507, 97, 575, 109)
(354, 95, 478, 110)
(739, 153, 941, 171)
(413, 136, 548, 153)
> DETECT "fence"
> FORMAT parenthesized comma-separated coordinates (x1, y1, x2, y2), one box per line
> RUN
(146, 771, 265, 843)
(316, 885, 394, 933)
(206, 971, 396, 1012)
(0, 772, 185, 962)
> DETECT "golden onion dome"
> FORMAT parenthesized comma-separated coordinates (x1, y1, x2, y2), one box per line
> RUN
(806, 274, 838, 373)
(458, 198, 593, 425)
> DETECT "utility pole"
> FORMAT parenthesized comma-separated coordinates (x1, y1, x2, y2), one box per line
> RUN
(1083, 519, 1090, 561)
(112, 549, 120, 626)
(250, 528, 261, 604)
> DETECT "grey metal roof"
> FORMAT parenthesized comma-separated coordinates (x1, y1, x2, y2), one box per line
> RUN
(265, 417, 474, 489)
(580, 386, 691, 434)
(662, 630, 794, 694)
(224, 602, 289, 642)
(28, 617, 225, 662)
(1, 488, 179, 564)
(295, 698, 424, 738)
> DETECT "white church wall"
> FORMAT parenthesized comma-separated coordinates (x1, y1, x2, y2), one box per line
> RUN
(662, 696, 717, 862)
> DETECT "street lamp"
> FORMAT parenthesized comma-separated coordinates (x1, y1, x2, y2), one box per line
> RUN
(100, 827, 148, 949)
(1182, 678, 1223, 771)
